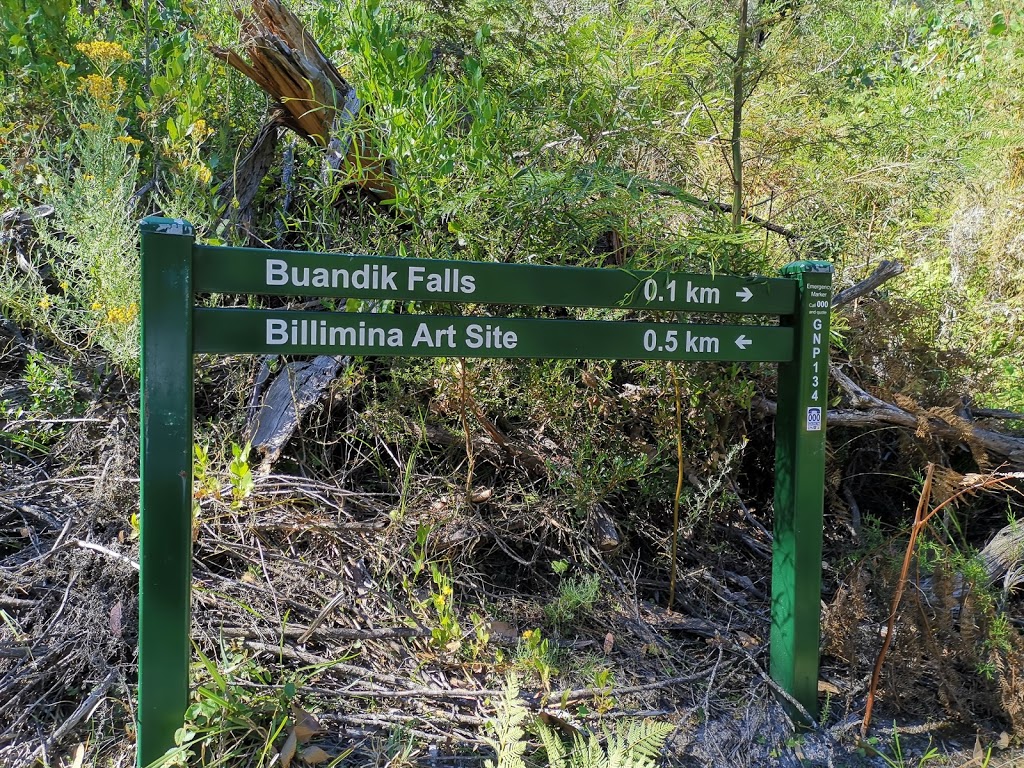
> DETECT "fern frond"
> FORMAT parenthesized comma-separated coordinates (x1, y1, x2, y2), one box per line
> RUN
(536, 719, 568, 768)
(483, 676, 529, 768)
(601, 719, 674, 768)
(569, 731, 608, 768)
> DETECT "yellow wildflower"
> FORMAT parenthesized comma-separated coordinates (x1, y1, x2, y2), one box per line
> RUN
(188, 119, 212, 142)
(79, 73, 115, 105)
(106, 303, 139, 325)
(115, 135, 144, 149)
(79, 122, 100, 131)
(91, 301, 103, 310)
(38, 296, 51, 310)
(194, 164, 213, 184)
(57, 61, 71, 69)
(75, 41, 131, 68)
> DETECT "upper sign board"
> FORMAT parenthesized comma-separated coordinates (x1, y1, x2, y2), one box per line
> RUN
(193, 246, 796, 315)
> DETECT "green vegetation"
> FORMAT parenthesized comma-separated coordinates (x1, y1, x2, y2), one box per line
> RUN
(484, 677, 673, 768)
(3, 0, 1024, 766)
(544, 570, 602, 633)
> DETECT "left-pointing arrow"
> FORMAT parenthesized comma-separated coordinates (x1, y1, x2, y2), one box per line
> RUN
(736, 287, 753, 302)
(735, 334, 752, 349)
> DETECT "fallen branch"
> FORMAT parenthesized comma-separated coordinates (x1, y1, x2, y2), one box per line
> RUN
(588, 166, 800, 239)
(753, 389, 1024, 470)
(242, 640, 412, 687)
(241, 669, 712, 706)
(970, 406, 1024, 422)
(320, 713, 482, 744)
(30, 668, 118, 763)
(219, 624, 431, 642)
(73, 540, 139, 571)
(831, 260, 904, 308)
(408, 420, 549, 478)
(548, 669, 712, 704)
(685, 195, 799, 240)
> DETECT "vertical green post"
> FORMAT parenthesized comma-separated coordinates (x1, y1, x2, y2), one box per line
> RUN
(138, 217, 195, 767)
(771, 260, 832, 720)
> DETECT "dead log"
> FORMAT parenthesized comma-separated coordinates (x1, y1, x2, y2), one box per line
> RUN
(753, 386, 1024, 470)
(917, 517, 1024, 608)
(407, 420, 549, 479)
(979, 523, 1024, 594)
(245, 354, 349, 470)
(753, 259, 1024, 469)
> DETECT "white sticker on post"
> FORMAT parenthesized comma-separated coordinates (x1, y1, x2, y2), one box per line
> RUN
(806, 407, 822, 431)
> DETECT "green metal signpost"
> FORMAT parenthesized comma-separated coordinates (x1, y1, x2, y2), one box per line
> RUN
(138, 217, 832, 766)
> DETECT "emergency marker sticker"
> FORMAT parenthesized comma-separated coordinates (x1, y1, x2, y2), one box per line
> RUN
(806, 407, 822, 431)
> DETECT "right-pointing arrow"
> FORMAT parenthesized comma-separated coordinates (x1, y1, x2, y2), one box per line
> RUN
(736, 286, 753, 302)
(735, 334, 752, 349)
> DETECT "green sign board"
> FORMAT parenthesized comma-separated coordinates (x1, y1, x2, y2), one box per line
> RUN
(194, 309, 793, 361)
(137, 217, 832, 767)
(194, 244, 797, 314)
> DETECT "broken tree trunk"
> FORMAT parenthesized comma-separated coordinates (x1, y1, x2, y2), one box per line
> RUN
(245, 354, 350, 471)
(216, 115, 279, 234)
(211, 0, 395, 201)
(210, 0, 399, 464)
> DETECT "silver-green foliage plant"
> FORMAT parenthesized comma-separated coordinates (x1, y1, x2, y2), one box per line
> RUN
(1, 45, 141, 372)
(484, 677, 673, 768)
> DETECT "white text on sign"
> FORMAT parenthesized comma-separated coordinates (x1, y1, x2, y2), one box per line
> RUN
(805, 285, 831, 429)
(265, 319, 517, 350)
(265, 259, 477, 295)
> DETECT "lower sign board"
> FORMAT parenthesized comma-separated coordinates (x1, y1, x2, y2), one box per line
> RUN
(193, 308, 794, 362)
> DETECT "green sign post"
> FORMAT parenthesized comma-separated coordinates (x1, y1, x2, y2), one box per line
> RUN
(771, 262, 833, 714)
(138, 217, 832, 766)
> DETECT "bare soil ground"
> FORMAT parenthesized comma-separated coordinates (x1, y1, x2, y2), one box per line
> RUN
(2, 400, 1023, 768)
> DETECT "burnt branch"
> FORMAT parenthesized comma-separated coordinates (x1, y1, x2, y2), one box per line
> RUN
(832, 260, 905, 308)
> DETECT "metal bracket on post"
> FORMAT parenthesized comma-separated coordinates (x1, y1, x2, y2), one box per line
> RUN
(770, 260, 832, 721)
(138, 217, 196, 767)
